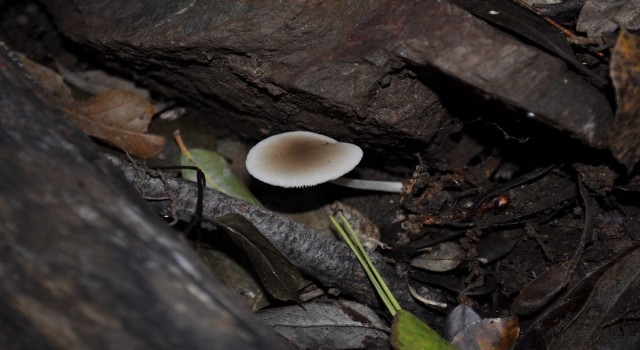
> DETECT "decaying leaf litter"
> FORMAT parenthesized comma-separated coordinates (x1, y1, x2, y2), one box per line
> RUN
(3, 0, 640, 349)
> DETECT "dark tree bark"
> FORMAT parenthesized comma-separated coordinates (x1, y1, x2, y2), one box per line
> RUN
(0, 43, 286, 350)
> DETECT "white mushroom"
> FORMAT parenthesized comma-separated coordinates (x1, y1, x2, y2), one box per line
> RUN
(245, 131, 404, 193)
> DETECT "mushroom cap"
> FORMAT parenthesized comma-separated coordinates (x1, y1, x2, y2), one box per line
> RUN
(245, 131, 363, 188)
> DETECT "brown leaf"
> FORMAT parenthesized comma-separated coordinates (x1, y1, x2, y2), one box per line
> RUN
(69, 90, 165, 158)
(445, 304, 481, 340)
(550, 244, 640, 349)
(213, 213, 305, 303)
(258, 301, 389, 349)
(516, 242, 640, 349)
(476, 229, 520, 264)
(511, 260, 573, 315)
(17, 54, 74, 107)
(512, 184, 596, 315)
(610, 29, 640, 169)
(18, 55, 164, 158)
(451, 316, 520, 350)
(411, 241, 465, 272)
(197, 248, 270, 311)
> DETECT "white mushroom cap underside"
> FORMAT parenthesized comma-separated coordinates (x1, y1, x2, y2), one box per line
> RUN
(246, 131, 363, 188)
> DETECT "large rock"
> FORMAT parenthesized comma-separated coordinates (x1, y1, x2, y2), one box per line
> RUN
(0, 42, 286, 350)
(42, 0, 612, 152)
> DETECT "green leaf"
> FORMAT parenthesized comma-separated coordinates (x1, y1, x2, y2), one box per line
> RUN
(391, 310, 457, 350)
(213, 213, 304, 303)
(180, 148, 260, 205)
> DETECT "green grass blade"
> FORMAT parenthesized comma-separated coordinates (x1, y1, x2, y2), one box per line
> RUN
(338, 213, 402, 312)
(330, 215, 397, 316)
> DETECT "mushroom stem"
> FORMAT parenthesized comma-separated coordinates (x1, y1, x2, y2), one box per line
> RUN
(330, 177, 404, 194)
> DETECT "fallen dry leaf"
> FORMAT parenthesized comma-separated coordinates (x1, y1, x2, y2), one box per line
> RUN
(577, 0, 640, 38)
(610, 29, 640, 169)
(213, 213, 306, 303)
(411, 241, 465, 272)
(512, 185, 596, 315)
(549, 244, 640, 349)
(17, 53, 74, 107)
(510, 260, 573, 315)
(445, 304, 481, 340)
(56, 63, 151, 99)
(259, 301, 389, 349)
(18, 55, 165, 158)
(69, 89, 165, 158)
(451, 316, 520, 350)
(516, 242, 640, 349)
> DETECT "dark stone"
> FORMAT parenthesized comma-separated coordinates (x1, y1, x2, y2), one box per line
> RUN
(41, 0, 612, 152)
(0, 42, 286, 350)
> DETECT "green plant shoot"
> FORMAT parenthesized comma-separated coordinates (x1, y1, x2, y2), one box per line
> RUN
(330, 214, 400, 316)
(330, 213, 456, 350)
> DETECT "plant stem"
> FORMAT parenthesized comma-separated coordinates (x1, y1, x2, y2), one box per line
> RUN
(330, 214, 401, 316)
(338, 214, 402, 312)
(330, 178, 403, 193)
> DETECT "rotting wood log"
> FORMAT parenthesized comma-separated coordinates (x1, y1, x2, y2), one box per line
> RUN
(0, 43, 286, 350)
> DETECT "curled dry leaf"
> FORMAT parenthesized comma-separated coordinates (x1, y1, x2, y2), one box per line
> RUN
(512, 184, 595, 315)
(69, 90, 165, 158)
(451, 316, 520, 350)
(56, 63, 151, 99)
(445, 304, 481, 341)
(517, 243, 640, 349)
(213, 213, 306, 303)
(550, 244, 640, 349)
(443, 304, 519, 350)
(17, 54, 73, 107)
(446, 304, 520, 350)
(18, 55, 165, 158)
(411, 241, 465, 272)
(196, 248, 270, 311)
(408, 283, 448, 310)
(476, 229, 520, 264)
(510, 260, 573, 315)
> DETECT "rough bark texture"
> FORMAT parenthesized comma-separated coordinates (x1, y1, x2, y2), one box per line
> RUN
(107, 154, 437, 325)
(41, 0, 612, 151)
(0, 43, 286, 350)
